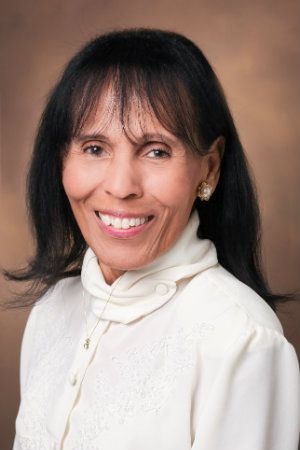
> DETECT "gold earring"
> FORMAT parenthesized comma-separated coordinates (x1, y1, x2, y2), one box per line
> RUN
(197, 182, 213, 201)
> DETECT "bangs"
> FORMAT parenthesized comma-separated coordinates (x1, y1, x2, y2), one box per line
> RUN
(69, 66, 205, 154)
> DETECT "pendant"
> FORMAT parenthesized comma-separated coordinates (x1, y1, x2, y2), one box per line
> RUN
(84, 338, 90, 349)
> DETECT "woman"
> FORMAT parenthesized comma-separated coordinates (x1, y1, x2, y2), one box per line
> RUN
(10, 29, 299, 449)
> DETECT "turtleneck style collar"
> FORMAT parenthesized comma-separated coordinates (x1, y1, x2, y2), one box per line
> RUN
(81, 211, 218, 324)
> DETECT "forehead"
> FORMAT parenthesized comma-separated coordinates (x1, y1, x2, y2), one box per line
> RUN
(76, 87, 178, 144)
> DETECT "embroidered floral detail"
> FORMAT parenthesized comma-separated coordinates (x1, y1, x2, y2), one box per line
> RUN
(71, 323, 214, 448)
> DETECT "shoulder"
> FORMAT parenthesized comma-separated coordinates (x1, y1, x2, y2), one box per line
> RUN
(175, 264, 290, 355)
(179, 264, 282, 331)
(208, 265, 283, 331)
(22, 276, 82, 351)
(31, 275, 82, 316)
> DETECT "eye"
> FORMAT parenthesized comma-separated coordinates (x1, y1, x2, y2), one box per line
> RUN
(147, 148, 171, 159)
(83, 144, 105, 157)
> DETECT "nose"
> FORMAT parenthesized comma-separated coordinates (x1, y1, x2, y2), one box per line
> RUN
(102, 155, 143, 199)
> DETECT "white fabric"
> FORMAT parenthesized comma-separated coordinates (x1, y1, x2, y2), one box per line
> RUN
(13, 212, 299, 450)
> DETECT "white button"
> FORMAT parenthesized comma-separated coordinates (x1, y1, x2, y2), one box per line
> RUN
(68, 371, 77, 385)
(155, 283, 168, 295)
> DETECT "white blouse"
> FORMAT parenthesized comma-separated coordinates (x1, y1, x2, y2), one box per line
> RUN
(13, 212, 299, 450)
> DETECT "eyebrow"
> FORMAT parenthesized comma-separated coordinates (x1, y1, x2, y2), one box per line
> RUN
(74, 132, 177, 146)
(75, 133, 107, 143)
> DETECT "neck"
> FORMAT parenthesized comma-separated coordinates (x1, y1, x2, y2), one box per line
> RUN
(99, 261, 125, 285)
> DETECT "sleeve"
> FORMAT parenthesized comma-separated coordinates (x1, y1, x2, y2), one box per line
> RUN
(19, 306, 39, 399)
(191, 326, 300, 450)
(13, 306, 39, 450)
(17, 284, 58, 399)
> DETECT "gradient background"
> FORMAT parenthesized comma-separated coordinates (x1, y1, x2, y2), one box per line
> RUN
(0, 0, 299, 448)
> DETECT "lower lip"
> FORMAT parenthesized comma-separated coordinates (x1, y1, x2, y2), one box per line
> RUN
(95, 213, 152, 238)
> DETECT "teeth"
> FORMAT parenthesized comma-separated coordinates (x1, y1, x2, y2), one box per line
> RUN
(129, 218, 136, 227)
(98, 213, 149, 229)
(121, 218, 130, 229)
(113, 217, 121, 229)
(102, 215, 111, 226)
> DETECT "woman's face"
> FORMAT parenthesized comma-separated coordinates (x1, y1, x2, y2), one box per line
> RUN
(63, 92, 221, 284)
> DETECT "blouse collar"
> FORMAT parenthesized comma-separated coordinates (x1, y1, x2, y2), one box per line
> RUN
(81, 211, 218, 324)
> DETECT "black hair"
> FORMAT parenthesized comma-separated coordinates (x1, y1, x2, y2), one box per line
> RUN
(4, 28, 285, 309)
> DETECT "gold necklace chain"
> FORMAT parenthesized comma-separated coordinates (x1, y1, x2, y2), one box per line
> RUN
(82, 262, 122, 350)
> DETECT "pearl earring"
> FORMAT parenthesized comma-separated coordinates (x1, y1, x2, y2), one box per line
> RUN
(197, 182, 212, 201)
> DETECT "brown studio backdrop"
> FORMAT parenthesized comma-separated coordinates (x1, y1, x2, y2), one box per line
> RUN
(0, 0, 299, 448)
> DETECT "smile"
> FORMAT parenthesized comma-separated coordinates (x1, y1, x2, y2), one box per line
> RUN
(97, 212, 152, 229)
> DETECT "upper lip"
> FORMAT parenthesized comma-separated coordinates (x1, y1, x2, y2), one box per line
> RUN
(96, 210, 152, 219)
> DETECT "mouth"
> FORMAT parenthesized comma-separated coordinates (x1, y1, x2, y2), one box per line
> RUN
(97, 212, 153, 230)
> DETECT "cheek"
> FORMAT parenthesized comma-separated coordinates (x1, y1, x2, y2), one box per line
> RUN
(62, 162, 97, 201)
(146, 166, 199, 209)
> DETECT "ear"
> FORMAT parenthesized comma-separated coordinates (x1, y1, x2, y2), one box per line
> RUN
(201, 136, 225, 189)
